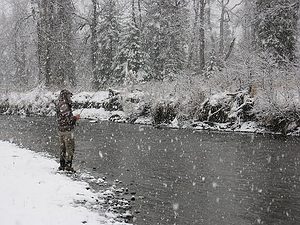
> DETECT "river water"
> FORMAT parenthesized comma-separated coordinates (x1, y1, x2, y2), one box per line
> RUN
(1, 115, 300, 225)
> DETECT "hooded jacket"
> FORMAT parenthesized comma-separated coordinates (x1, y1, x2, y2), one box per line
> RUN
(56, 90, 77, 132)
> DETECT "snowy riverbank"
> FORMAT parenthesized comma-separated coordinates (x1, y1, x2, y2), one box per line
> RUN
(0, 141, 130, 225)
(0, 86, 299, 136)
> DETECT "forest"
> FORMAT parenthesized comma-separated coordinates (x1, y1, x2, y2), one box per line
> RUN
(0, 0, 299, 134)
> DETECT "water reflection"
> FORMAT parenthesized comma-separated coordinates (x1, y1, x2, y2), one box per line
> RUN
(0, 116, 300, 225)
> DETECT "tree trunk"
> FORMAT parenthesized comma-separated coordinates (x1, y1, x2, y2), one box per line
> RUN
(188, 0, 199, 68)
(44, 0, 53, 87)
(243, 0, 255, 47)
(91, 0, 99, 90)
(188, 0, 205, 72)
(132, 0, 137, 26)
(137, 0, 142, 29)
(199, 0, 206, 72)
(11, 0, 29, 88)
(33, 0, 43, 83)
(219, 0, 225, 57)
(56, 0, 76, 87)
(224, 38, 235, 61)
(207, 0, 216, 50)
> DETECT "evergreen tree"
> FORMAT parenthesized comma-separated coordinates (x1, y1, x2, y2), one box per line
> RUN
(254, 0, 300, 62)
(114, 0, 144, 84)
(116, 18, 144, 84)
(53, 0, 76, 87)
(90, 0, 101, 89)
(96, 0, 121, 87)
(143, 0, 189, 80)
(166, 1, 189, 75)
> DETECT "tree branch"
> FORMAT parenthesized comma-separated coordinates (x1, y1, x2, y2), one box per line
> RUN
(230, 0, 244, 11)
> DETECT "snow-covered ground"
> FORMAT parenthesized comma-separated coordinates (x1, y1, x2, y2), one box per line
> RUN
(0, 141, 129, 225)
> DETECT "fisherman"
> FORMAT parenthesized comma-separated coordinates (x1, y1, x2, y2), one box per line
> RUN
(56, 89, 80, 172)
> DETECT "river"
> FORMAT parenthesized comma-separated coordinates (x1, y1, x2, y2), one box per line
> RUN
(0, 115, 300, 225)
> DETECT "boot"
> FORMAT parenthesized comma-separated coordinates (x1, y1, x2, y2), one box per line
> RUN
(58, 159, 65, 171)
(65, 161, 75, 173)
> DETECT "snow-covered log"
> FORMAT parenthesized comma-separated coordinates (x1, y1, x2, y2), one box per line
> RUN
(192, 90, 254, 125)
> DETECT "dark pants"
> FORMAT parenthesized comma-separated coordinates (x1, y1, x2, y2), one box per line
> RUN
(59, 131, 75, 168)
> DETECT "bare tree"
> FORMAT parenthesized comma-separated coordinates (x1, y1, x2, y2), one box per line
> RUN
(32, 0, 54, 86)
(241, 0, 255, 47)
(31, 0, 75, 88)
(217, 0, 230, 57)
(12, 0, 31, 88)
(206, 0, 216, 50)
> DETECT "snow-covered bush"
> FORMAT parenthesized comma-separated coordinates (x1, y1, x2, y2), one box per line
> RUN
(182, 87, 206, 120)
(0, 88, 57, 116)
(152, 101, 177, 125)
(72, 91, 109, 109)
(204, 48, 300, 126)
(120, 89, 151, 123)
(0, 99, 9, 113)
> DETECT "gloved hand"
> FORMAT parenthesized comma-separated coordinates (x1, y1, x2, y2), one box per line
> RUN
(74, 114, 80, 120)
